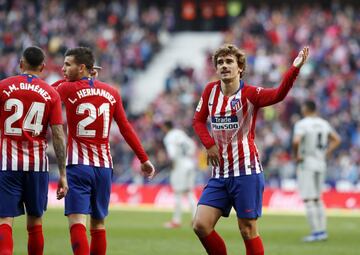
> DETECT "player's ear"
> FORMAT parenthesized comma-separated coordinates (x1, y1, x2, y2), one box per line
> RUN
(39, 63, 45, 73)
(79, 63, 86, 74)
(19, 58, 24, 71)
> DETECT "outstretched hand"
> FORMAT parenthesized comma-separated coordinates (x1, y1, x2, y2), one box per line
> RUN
(141, 160, 156, 179)
(293, 46, 309, 68)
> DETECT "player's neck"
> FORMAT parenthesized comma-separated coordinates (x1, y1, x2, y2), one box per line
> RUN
(220, 78, 240, 96)
(22, 71, 40, 77)
(305, 112, 317, 117)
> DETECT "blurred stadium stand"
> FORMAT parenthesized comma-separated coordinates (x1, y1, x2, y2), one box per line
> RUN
(0, 0, 359, 191)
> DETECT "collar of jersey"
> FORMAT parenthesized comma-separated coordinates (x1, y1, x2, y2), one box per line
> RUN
(21, 73, 37, 82)
(81, 76, 94, 87)
(219, 79, 244, 97)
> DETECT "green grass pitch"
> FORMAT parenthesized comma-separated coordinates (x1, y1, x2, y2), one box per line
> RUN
(11, 208, 359, 254)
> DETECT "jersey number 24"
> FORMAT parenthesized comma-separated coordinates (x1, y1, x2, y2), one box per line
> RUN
(4, 99, 45, 136)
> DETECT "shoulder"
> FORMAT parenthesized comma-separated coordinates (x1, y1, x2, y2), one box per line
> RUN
(0, 75, 20, 85)
(95, 80, 119, 95)
(294, 118, 307, 129)
(55, 80, 73, 91)
(201, 80, 220, 99)
(205, 80, 220, 91)
(317, 117, 332, 129)
(35, 78, 61, 100)
(242, 83, 263, 94)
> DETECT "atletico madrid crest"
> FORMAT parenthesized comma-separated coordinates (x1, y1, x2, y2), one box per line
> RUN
(231, 98, 241, 111)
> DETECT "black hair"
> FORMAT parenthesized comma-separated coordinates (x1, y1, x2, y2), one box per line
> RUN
(304, 100, 316, 112)
(22, 46, 45, 68)
(65, 47, 94, 70)
(163, 120, 173, 129)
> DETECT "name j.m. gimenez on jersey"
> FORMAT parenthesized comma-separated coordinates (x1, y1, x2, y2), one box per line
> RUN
(2, 83, 51, 101)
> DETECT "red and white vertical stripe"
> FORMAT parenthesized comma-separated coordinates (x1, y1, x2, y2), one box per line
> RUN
(0, 136, 49, 172)
(208, 85, 263, 178)
(67, 138, 113, 168)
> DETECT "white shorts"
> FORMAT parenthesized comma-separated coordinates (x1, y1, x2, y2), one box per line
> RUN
(297, 169, 325, 200)
(170, 165, 196, 192)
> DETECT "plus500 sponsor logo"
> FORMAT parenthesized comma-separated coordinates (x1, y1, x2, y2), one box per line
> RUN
(211, 116, 239, 130)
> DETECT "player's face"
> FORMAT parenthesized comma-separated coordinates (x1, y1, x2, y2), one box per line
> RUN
(216, 54, 241, 82)
(62, 56, 82, 81)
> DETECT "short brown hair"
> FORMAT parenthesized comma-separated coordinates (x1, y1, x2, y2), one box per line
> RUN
(213, 44, 246, 78)
(65, 47, 94, 70)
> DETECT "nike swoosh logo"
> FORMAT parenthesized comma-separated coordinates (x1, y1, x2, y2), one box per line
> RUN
(68, 98, 77, 104)
(245, 209, 254, 213)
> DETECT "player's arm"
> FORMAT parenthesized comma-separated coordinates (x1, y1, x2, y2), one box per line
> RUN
(49, 91, 68, 199)
(51, 124, 68, 200)
(248, 47, 309, 107)
(326, 129, 341, 158)
(193, 84, 220, 166)
(292, 134, 303, 164)
(113, 92, 155, 179)
(292, 121, 305, 164)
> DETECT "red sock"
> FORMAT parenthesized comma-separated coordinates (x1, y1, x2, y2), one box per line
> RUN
(27, 225, 44, 255)
(0, 224, 13, 255)
(70, 224, 89, 255)
(244, 236, 264, 255)
(90, 229, 106, 255)
(199, 230, 227, 255)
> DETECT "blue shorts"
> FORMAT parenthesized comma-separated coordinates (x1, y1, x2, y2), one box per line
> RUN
(198, 172, 265, 219)
(65, 165, 112, 219)
(0, 171, 49, 217)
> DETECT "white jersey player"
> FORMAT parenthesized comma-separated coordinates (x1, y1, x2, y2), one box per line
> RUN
(292, 100, 341, 242)
(162, 121, 197, 228)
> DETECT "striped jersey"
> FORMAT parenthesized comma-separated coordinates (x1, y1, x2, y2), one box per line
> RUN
(53, 78, 148, 168)
(193, 66, 300, 178)
(0, 74, 63, 172)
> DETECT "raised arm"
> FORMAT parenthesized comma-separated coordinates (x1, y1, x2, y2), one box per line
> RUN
(248, 46, 310, 107)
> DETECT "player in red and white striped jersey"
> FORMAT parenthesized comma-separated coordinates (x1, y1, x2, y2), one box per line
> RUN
(53, 47, 155, 255)
(192, 44, 309, 255)
(0, 46, 68, 255)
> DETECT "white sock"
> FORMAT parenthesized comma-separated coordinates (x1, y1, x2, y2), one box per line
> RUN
(173, 192, 182, 224)
(316, 200, 327, 233)
(304, 200, 319, 233)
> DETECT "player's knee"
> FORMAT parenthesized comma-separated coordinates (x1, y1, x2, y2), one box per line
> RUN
(239, 227, 252, 239)
(238, 220, 257, 240)
(192, 219, 211, 237)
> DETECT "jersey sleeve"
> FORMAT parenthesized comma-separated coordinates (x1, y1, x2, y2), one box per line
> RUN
(49, 89, 63, 125)
(51, 79, 66, 88)
(246, 66, 300, 107)
(293, 121, 305, 137)
(112, 89, 149, 163)
(193, 84, 216, 149)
